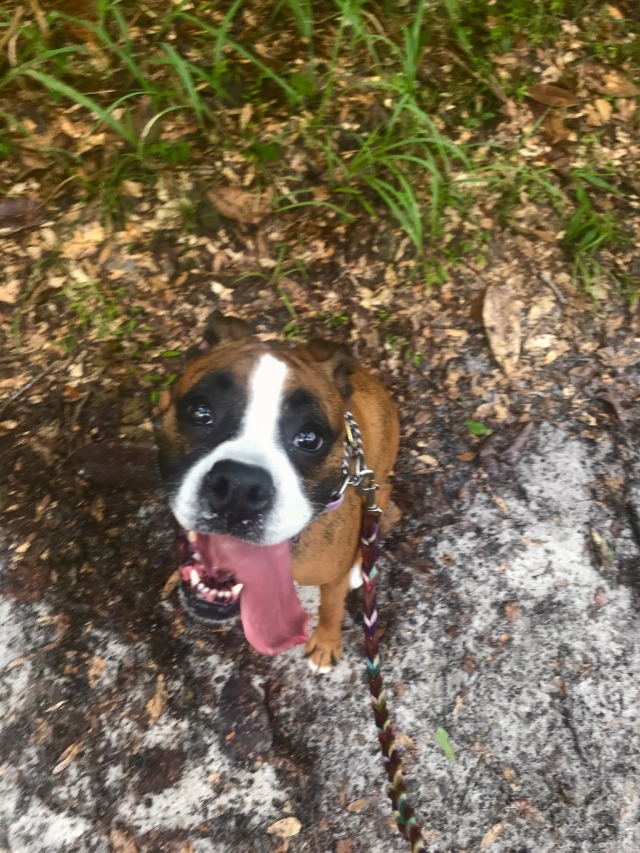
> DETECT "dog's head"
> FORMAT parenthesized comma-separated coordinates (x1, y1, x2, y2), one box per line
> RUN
(155, 312, 355, 654)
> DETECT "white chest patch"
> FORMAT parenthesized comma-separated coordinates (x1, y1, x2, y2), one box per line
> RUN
(171, 353, 314, 544)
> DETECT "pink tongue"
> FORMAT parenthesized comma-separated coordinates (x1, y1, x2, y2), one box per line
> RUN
(196, 534, 308, 655)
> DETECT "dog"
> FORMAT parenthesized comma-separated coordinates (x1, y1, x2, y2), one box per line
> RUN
(156, 312, 399, 673)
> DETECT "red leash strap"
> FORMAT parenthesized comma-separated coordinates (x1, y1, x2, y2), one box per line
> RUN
(360, 509, 428, 853)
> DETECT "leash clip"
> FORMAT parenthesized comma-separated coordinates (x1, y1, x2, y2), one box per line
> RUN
(337, 412, 382, 514)
(357, 469, 383, 515)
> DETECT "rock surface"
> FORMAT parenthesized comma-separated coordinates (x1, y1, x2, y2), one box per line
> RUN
(1, 422, 639, 853)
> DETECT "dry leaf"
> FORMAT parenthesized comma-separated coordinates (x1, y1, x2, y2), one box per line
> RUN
(586, 99, 613, 126)
(505, 602, 521, 623)
(482, 283, 521, 376)
(0, 280, 20, 304)
(526, 83, 577, 107)
(60, 223, 105, 259)
(207, 186, 273, 225)
(346, 797, 373, 813)
(600, 69, 639, 97)
(336, 841, 354, 853)
(53, 740, 82, 774)
(543, 113, 570, 144)
(416, 454, 438, 466)
(481, 822, 504, 849)
(161, 569, 180, 599)
(146, 675, 167, 726)
(110, 828, 138, 853)
(266, 817, 302, 838)
(514, 799, 544, 820)
(581, 64, 640, 98)
(0, 196, 44, 235)
(87, 655, 106, 688)
(524, 334, 556, 351)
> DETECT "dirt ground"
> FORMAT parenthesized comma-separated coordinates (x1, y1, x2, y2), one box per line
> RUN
(1, 180, 640, 853)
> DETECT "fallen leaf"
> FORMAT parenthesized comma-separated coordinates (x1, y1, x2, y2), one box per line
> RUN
(161, 570, 180, 600)
(208, 186, 274, 225)
(346, 797, 373, 813)
(53, 740, 83, 774)
(0, 196, 44, 234)
(526, 83, 577, 107)
(514, 799, 544, 820)
(87, 655, 106, 688)
(482, 283, 521, 376)
(146, 675, 167, 726)
(581, 64, 640, 98)
(591, 587, 607, 612)
(504, 602, 521, 623)
(598, 345, 640, 368)
(524, 334, 556, 351)
(586, 98, 613, 126)
(0, 197, 42, 222)
(60, 223, 106, 259)
(336, 841, 354, 853)
(543, 113, 571, 144)
(416, 454, 438, 466)
(481, 822, 504, 849)
(0, 280, 20, 304)
(109, 828, 138, 853)
(266, 817, 302, 838)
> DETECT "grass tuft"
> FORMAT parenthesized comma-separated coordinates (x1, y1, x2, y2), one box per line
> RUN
(1, 0, 637, 297)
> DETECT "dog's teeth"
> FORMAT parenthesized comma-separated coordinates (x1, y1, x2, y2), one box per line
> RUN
(197, 582, 206, 592)
(193, 551, 201, 561)
(231, 583, 244, 596)
(187, 531, 197, 543)
(190, 569, 200, 587)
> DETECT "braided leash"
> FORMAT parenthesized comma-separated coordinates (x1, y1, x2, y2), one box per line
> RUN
(341, 414, 427, 853)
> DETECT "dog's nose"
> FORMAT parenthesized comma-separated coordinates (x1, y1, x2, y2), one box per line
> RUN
(203, 460, 275, 523)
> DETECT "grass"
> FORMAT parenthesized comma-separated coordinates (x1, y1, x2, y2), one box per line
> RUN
(1, 0, 638, 300)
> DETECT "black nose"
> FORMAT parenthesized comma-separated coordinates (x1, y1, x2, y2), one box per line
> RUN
(203, 460, 275, 524)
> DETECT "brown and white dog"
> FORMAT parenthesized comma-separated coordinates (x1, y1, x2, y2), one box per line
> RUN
(156, 312, 399, 673)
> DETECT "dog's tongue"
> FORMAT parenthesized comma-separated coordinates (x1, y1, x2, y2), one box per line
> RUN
(196, 533, 308, 655)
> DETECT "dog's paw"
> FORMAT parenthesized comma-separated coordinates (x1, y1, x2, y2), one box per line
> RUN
(305, 632, 342, 675)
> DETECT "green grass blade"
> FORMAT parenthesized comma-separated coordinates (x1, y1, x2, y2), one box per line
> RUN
(160, 42, 208, 124)
(20, 69, 138, 146)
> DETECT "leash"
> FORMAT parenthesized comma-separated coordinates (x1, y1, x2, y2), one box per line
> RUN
(340, 413, 428, 853)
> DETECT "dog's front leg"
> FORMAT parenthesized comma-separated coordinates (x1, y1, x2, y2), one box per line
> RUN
(305, 571, 351, 674)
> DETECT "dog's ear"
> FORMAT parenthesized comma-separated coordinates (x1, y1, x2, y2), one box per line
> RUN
(300, 338, 356, 400)
(187, 311, 253, 359)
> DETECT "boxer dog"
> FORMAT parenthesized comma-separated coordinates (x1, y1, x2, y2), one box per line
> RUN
(156, 312, 399, 673)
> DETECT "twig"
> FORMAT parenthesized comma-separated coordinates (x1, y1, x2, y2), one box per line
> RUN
(0, 6, 24, 59)
(27, 0, 49, 38)
(0, 363, 58, 418)
(69, 366, 107, 428)
(541, 271, 567, 305)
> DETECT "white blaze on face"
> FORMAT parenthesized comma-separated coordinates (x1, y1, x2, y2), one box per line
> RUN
(171, 353, 314, 544)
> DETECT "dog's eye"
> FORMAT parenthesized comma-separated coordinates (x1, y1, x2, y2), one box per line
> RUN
(293, 427, 324, 453)
(185, 398, 213, 426)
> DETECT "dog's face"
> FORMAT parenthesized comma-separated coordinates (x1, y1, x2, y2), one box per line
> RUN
(156, 313, 353, 654)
